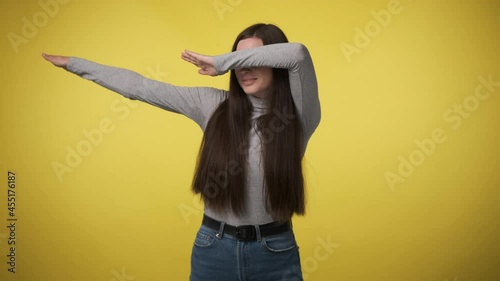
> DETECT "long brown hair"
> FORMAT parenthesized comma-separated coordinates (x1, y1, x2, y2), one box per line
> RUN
(191, 23, 304, 221)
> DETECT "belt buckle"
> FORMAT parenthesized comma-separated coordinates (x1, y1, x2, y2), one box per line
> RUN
(235, 225, 256, 241)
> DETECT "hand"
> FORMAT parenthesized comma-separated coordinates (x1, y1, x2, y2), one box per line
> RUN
(181, 50, 217, 76)
(42, 53, 69, 69)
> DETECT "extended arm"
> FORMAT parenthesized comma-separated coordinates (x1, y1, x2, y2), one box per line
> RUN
(42, 53, 226, 130)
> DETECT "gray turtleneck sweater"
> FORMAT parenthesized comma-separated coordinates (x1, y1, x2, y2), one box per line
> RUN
(66, 42, 320, 226)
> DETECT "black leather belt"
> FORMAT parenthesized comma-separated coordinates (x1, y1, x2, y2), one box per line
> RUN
(202, 214, 292, 241)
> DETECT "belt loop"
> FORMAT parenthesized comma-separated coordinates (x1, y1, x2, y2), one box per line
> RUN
(254, 224, 262, 242)
(216, 222, 225, 240)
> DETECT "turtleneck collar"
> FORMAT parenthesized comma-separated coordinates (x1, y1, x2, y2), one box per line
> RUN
(247, 94, 270, 112)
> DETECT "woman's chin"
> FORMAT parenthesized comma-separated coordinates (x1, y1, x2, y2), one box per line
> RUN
(242, 89, 257, 95)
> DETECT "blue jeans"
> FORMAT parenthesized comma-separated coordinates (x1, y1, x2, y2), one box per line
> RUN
(190, 223, 303, 281)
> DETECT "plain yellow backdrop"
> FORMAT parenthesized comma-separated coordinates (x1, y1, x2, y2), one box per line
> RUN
(0, 0, 499, 280)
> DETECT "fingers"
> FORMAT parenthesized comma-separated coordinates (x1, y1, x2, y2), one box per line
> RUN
(42, 53, 60, 60)
(42, 53, 59, 66)
(181, 55, 198, 66)
(42, 53, 69, 69)
(181, 50, 216, 76)
(183, 49, 200, 59)
(42, 53, 53, 62)
(198, 67, 211, 75)
(181, 50, 200, 66)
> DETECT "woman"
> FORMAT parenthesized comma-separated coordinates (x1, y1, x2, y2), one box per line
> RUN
(43, 23, 320, 281)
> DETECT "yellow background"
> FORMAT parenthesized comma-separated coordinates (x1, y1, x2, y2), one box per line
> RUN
(1, 0, 499, 280)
